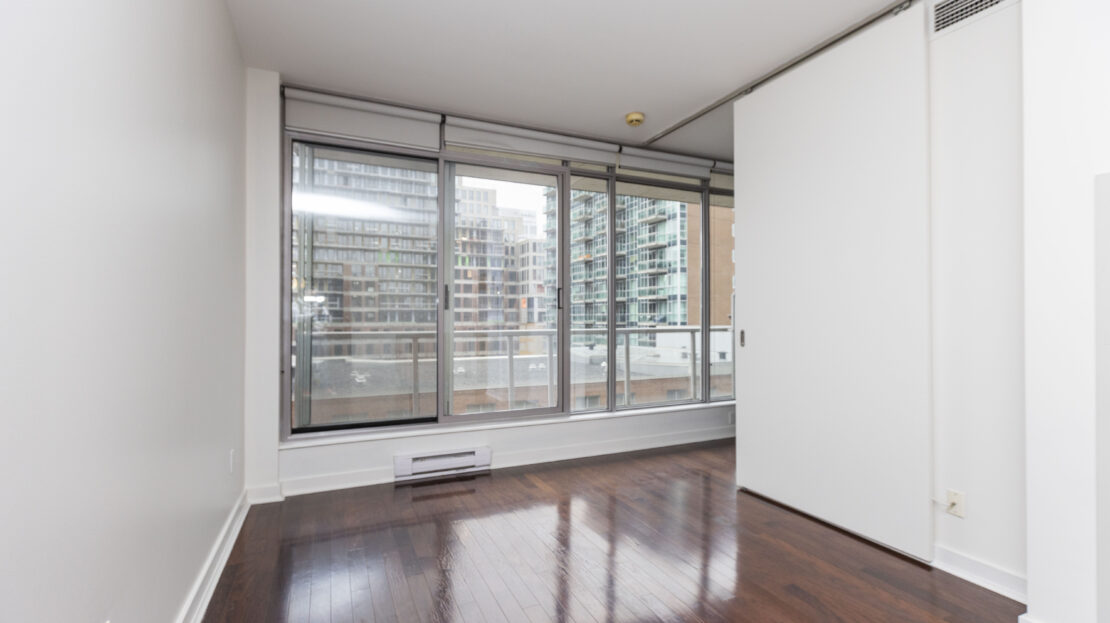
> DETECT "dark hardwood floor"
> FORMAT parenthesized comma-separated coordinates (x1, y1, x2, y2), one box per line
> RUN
(204, 440, 1025, 622)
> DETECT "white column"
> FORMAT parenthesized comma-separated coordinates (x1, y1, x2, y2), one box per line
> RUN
(243, 68, 284, 502)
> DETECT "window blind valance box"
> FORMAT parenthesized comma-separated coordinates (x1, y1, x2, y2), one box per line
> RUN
(284, 88, 442, 152)
(444, 116, 619, 166)
(710, 167, 735, 192)
(282, 88, 735, 175)
(618, 146, 715, 180)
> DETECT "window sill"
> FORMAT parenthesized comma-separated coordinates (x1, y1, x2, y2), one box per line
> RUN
(279, 399, 735, 451)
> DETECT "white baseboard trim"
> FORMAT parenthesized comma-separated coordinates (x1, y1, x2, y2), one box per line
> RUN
(281, 465, 394, 497)
(280, 424, 735, 498)
(175, 490, 250, 623)
(1016, 615, 1042, 623)
(246, 483, 285, 504)
(931, 545, 1027, 604)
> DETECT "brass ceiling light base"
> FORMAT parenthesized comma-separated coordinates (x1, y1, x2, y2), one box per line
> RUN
(625, 112, 645, 127)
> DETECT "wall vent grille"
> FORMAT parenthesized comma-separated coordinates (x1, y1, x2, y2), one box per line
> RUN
(934, 0, 1006, 31)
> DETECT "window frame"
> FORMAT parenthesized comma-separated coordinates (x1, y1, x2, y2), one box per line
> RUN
(281, 128, 734, 440)
(443, 160, 569, 421)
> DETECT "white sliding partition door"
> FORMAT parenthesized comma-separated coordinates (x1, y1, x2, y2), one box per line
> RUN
(733, 3, 932, 559)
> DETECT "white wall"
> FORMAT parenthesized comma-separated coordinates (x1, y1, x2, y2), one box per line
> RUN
(733, 3, 934, 560)
(1021, 0, 1110, 620)
(280, 406, 734, 496)
(928, 1, 1027, 599)
(0, 2, 246, 621)
(1095, 173, 1110, 623)
(1086, 34, 1110, 623)
(243, 68, 284, 504)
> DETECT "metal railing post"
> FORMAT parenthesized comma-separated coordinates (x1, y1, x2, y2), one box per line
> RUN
(547, 333, 554, 406)
(689, 329, 697, 400)
(507, 335, 515, 409)
(624, 333, 632, 406)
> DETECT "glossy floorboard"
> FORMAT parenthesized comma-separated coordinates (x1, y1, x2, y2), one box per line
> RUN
(204, 440, 1025, 622)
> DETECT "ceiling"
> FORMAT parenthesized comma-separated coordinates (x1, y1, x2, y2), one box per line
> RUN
(226, 0, 894, 161)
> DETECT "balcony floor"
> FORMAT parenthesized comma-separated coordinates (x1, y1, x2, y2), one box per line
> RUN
(203, 439, 1024, 622)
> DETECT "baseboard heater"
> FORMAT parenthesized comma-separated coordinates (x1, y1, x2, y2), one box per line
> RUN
(393, 447, 492, 483)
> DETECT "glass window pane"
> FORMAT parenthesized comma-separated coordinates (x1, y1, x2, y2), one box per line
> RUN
(290, 143, 438, 430)
(448, 164, 559, 415)
(571, 176, 608, 411)
(614, 182, 702, 407)
(710, 194, 735, 400)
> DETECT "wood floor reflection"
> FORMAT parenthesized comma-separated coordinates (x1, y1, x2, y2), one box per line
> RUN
(203, 440, 1025, 622)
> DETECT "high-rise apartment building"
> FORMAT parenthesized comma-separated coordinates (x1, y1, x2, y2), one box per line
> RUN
(292, 151, 714, 347)
(569, 188, 609, 340)
(291, 147, 439, 342)
(568, 186, 694, 344)
(292, 152, 557, 357)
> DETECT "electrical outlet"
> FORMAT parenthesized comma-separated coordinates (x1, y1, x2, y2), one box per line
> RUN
(946, 489, 965, 518)
(228, 448, 235, 475)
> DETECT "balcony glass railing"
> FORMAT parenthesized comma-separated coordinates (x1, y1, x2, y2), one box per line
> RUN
(633, 259, 672, 274)
(639, 231, 673, 248)
(296, 326, 732, 424)
(636, 205, 669, 223)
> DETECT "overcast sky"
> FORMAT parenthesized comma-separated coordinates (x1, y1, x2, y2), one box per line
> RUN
(458, 176, 551, 230)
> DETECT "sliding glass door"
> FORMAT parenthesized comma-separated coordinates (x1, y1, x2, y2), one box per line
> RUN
(290, 143, 439, 431)
(446, 164, 561, 416)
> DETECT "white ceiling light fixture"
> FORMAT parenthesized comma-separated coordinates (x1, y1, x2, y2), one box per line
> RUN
(625, 112, 645, 127)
